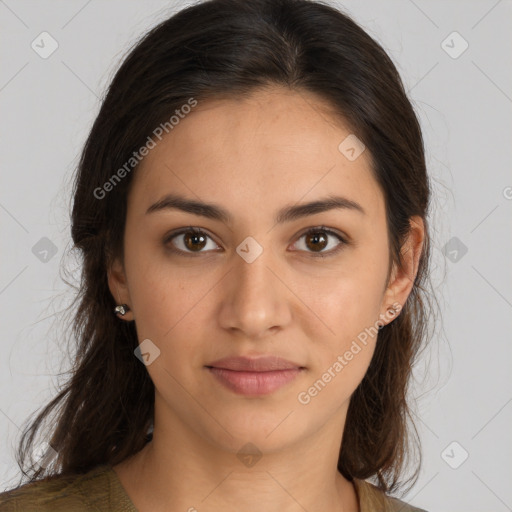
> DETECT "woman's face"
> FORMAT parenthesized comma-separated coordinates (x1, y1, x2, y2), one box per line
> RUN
(109, 86, 422, 454)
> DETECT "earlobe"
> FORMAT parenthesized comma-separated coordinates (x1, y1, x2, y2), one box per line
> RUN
(108, 258, 134, 321)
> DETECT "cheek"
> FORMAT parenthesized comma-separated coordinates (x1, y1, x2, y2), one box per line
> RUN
(296, 252, 387, 387)
(130, 271, 200, 341)
(123, 232, 183, 321)
(124, 244, 213, 365)
(297, 283, 381, 410)
(303, 257, 387, 340)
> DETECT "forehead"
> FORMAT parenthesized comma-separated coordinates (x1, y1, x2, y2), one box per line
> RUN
(129, 87, 385, 222)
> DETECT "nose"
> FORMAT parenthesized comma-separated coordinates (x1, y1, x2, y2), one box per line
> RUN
(216, 241, 293, 340)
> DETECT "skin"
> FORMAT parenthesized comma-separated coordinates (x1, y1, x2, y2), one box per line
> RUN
(108, 86, 425, 512)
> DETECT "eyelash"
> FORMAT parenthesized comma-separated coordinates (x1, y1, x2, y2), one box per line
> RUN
(163, 225, 348, 259)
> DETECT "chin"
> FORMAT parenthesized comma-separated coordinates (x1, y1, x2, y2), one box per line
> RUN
(200, 408, 305, 455)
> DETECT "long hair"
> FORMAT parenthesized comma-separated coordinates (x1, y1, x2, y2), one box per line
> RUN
(13, 0, 436, 496)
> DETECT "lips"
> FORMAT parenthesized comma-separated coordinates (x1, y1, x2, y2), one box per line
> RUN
(205, 356, 305, 396)
(206, 355, 304, 372)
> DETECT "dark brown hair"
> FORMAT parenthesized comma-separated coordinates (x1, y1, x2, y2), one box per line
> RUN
(13, 0, 435, 496)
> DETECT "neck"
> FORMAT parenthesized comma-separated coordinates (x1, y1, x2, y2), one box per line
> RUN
(113, 408, 359, 512)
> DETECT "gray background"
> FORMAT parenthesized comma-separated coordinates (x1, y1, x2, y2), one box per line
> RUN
(1, 1, 511, 510)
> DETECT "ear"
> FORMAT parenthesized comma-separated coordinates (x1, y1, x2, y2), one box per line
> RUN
(107, 257, 134, 321)
(380, 216, 425, 324)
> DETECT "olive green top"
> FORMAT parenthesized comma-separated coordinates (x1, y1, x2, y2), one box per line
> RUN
(0, 464, 427, 511)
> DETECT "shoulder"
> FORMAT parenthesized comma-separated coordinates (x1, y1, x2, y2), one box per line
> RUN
(353, 478, 429, 512)
(0, 464, 130, 512)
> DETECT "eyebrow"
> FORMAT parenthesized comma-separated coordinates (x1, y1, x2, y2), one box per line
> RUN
(145, 193, 365, 223)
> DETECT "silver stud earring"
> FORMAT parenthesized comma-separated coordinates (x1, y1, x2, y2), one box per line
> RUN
(114, 304, 130, 316)
(378, 305, 400, 330)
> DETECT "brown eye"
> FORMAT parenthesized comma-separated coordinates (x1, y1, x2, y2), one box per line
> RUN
(292, 226, 347, 258)
(183, 231, 207, 251)
(304, 230, 328, 252)
(164, 227, 220, 255)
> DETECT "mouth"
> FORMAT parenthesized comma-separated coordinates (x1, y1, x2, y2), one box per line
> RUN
(206, 355, 305, 372)
(205, 355, 306, 396)
(206, 367, 304, 396)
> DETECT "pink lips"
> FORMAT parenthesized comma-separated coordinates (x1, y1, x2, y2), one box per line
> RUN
(206, 356, 305, 396)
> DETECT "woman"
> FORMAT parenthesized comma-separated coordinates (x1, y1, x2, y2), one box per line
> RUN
(0, 0, 434, 510)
